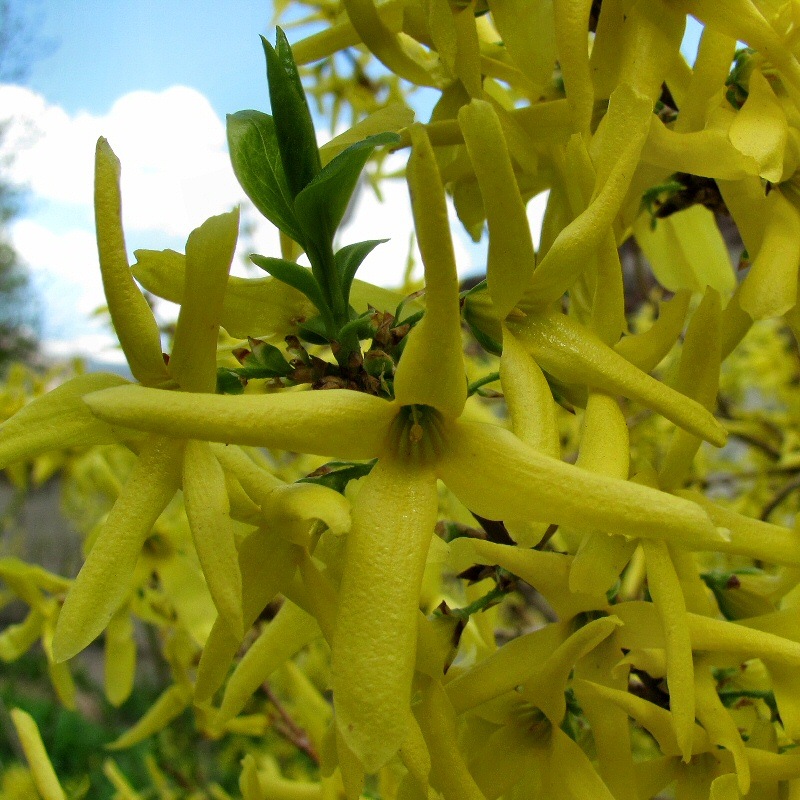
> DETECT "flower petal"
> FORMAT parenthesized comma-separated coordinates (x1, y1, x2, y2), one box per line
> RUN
(332, 456, 438, 772)
(195, 527, 297, 702)
(215, 601, 320, 727)
(183, 440, 244, 639)
(106, 683, 193, 750)
(614, 290, 691, 373)
(84, 384, 394, 460)
(659, 287, 722, 491)
(445, 621, 570, 714)
(394, 124, 466, 418)
(169, 209, 239, 393)
(459, 100, 536, 319)
(414, 676, 487, 800)
(509, 312, 727, 446)
(448, 537, 606, 620)
(440, 420, 722, 545)
(10, 708, 66, 800)
(52, 436, 183, 662)
(738, 189, 800, 320)
(641, 539, 695, 762)
(104, 605, 137, 707)
(0, 373, 140, 469)
(94, 138, 170, 386)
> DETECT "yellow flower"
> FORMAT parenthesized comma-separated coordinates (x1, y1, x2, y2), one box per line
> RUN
(81, 125, 724, 772)
(0, 138, 247, 662)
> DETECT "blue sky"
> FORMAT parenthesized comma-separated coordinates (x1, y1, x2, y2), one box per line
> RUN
(2, 2, 703, 363)
(25, 1, 277, 119)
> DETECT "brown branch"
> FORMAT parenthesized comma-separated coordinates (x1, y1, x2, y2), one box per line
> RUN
(760, 474, 800, 521)
(263, 683, 320, 765)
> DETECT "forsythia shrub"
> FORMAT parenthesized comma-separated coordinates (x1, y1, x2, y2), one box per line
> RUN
(3, 1, 800, 798)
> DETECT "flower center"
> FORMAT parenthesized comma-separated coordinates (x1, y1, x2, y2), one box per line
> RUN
(388, 404, 446, 464)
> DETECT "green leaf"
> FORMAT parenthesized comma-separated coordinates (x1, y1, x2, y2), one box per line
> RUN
(336, 239, 387, 304)
(226, 110, 303, 243)
(294, 133, 400, 256)
(250, 254, 330, 321)
(296, 314, 331, 344)
(262, 29, 321, 198)
(298, 459, 377, 494)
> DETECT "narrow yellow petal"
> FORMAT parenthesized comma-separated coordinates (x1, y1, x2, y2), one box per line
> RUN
(107, 683, 192, 750)
(0, 610, 44, 661)
(573, 636, 638, 800)
(553, 0, 593, 137)
(52, 436, 183, 662)
(677, 490, 800, 566)
(215, 601, 320, 727)
(524, 84, 652, 305)
(104, 606, 136, 707)
(342, 0, 441, 86)
(459, 100, 536, 319)
(642, 117, 757, 180)
(332, 457, 438, 772)
(675, 28, 737, 134)
(738, 189, 800, 320)
(498, 327, 560, 452)
(509, 311, 728, 446)
(634, 205, 735, 295)
(170, 209, 239, 392)
(84, 384, 395, 460)
(94, 138, 170, 386)
(414, 677, 487, 800)
(319, 103, 415, 164)
(729, 69, 788, 183)
(694, 662, 750, 794)
(445, 621, 570, 713)
(490, 0, 556, 96)
(659, 287, 722, 491)
(521, 616, 622, 724)
(642, 539, 695, 761)
(195, 528, 296, 702)
(547, 727, 617, 800)
(448, 537, 605, 620)
(0, 373, 139, 469)
(614, 290, 691, 373)
(183, 440, 244, 639)
(10, 708, 66, 800)
(394, 124, 466, 418)
(571, 679, 712, 758)
(440, 420, 722, 545)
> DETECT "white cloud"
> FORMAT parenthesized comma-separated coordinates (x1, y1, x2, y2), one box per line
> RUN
(0, 83, 242, 237)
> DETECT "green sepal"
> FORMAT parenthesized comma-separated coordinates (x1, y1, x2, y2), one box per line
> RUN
(336, 239, 388, 305)
(238, 338, 293, 377)
(262, 29, 321, 198)
(298, 459, 377, 494)
(294, 133, 400, 257)
(464, 314, 502, 355)
(250, 254, 331, 322)
(226, 110, 303, 242)
(216, 368, 246, 395)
